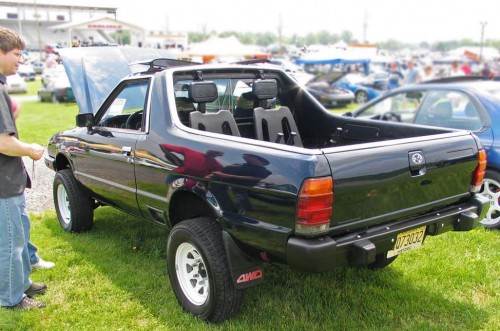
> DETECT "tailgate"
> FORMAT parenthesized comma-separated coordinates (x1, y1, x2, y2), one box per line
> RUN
(324, 132, 480, 231)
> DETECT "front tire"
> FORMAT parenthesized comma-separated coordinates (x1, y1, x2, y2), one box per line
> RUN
(53, 169, 94, 232)
(167, 217, 243, 323)
(355, 90, 369, 104)
(479, 170, 500, 229)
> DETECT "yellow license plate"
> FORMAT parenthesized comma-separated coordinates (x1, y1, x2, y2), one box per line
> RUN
(387, 226, 426, 258)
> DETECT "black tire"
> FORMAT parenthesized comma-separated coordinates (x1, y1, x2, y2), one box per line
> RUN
(367, 253, 398, 270)
(355, 90, 369, 104)
(53, 169, 94, 232)
(167, 217, 243, 323)
(479, 169, 500, 229)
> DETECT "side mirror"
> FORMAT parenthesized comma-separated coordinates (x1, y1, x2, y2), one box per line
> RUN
(343, 112, 353, 117)
(76, 113, 94, 129)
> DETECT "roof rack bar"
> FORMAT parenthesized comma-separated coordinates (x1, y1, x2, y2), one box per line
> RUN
(134, 58, 201, 74)
(234, 58, 271, 65)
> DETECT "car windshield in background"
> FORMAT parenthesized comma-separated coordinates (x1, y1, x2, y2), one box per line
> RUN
(356, 90, 423, 123)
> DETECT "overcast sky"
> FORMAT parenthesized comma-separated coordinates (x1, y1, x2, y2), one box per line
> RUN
(17, 0, 500, 44)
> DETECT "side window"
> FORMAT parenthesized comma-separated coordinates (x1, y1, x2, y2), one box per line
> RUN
(97, 80, 149, 130)
(415, 90, 482, 131)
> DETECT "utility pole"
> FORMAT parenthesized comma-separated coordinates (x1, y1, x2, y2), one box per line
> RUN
(34, 0, 43, 60)
(363, 11, 368, 44)
(277, 14, 283, 48)
(479, 21, 487, 62)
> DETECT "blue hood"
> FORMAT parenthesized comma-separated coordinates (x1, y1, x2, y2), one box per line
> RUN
(58, 46, 178, 114)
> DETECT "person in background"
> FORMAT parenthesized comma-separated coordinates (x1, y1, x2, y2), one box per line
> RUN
(481, 62, 493, 80)
(387, 62, 405, 90)
(448, 60, 465, 77)
(421, 63, 436, 81)
(10, 98, 55, 271)
(405, 59, 421, 84)
(461, 62, 471, 76)
(0, 27, 47, 310)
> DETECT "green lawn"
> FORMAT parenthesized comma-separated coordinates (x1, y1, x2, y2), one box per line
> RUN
(1, 80, 498, 330)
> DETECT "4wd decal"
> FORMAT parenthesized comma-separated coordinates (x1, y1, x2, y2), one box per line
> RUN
(236, 270, 263, 284)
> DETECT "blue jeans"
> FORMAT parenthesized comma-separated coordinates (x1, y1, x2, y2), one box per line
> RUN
(28, 241, 39, 265)
(0, 194, 32, 307)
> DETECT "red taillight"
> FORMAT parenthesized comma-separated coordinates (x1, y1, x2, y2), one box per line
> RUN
(296, 177, 334, 236)
(471, 149, 487, 192)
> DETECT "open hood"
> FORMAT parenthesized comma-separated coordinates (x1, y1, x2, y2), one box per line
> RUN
(58, 46, 178, 114)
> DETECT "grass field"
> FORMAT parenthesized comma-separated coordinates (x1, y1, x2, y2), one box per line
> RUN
(1, 79, 499, 330)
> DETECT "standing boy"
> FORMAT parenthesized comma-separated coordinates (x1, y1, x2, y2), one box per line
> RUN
(0, 27, 47, 310)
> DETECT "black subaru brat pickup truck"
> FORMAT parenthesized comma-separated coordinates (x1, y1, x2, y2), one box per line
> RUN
(45, 47, 488, 322)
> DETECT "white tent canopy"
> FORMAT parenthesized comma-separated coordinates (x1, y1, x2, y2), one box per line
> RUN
(187, 36, 266, 60)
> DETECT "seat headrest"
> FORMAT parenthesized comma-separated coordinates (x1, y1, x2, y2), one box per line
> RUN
(188, 81, 218, 103)
(252, 79, 278, 100)
(432, 101, 452, 118)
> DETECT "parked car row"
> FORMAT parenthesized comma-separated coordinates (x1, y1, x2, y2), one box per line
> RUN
(304, 76, 355, 107)
(6, 73, 27, 94)
(17, 64, 36, 81)
(38, 71, 74, 103)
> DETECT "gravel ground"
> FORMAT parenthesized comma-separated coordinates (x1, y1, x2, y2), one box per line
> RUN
(23, 156, 55, 214)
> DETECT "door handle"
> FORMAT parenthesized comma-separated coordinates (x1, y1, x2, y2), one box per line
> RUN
(121, 146, 132, 157)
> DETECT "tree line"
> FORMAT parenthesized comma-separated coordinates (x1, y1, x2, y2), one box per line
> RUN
(111, 30, 500, 52)
(188, 30, 500, 52)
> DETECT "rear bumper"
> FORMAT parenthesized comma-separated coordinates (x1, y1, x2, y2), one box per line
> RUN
(287, 194, 489, 272)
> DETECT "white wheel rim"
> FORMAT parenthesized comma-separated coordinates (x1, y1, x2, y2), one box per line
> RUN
(357, 92, 367, 103)
(57, 184, 71, 226)
(175, 242, 209, 306)
(479, 178, 500, 226)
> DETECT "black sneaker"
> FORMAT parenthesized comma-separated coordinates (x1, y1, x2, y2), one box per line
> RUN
(24, 283, 47, 298)
(5, 297, 46, 310)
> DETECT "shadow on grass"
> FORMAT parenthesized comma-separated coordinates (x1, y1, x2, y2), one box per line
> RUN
(41, 207, 488, 330)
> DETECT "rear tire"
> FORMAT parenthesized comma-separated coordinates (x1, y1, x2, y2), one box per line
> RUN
(53, 169, 94, 232)
(479, 170, 500, 229)
(167, 217, 243, 323)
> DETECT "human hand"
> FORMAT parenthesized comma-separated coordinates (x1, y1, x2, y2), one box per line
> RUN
(29, 143, 44, 160)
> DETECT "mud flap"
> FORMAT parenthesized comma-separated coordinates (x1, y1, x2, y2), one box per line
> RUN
(222, 231, 264, 289)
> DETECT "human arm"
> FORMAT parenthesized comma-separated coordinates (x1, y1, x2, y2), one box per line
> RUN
(0, 133, 44, 160)
(10, 97, 20, 119)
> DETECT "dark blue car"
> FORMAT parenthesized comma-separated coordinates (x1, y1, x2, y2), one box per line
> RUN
(332, 73, 381, 103)
(349, 78, 500, 229)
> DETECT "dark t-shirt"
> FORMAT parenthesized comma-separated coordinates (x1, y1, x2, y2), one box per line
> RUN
(0, 73, 29, 198)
